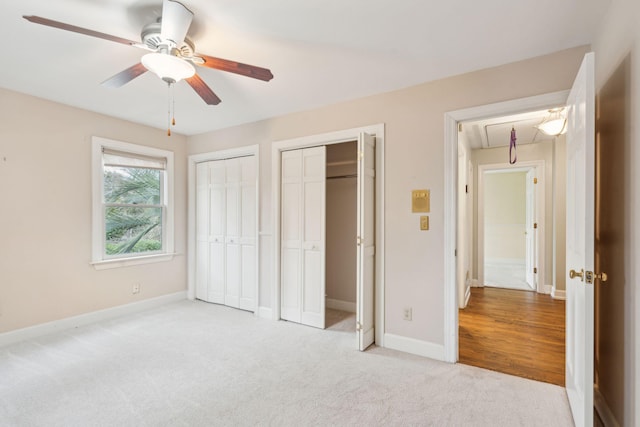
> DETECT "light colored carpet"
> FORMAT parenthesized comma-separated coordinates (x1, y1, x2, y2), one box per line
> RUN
(0, 300, 575, 426)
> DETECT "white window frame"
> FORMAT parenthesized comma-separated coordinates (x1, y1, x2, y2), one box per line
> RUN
(91, 136, 175, 270)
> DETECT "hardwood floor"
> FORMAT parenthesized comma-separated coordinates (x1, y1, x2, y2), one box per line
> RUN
(459, 287, 565, 386)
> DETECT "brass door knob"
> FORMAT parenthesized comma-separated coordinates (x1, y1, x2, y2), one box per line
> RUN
(569, 269, 584, 281)
(595, 272, 608, 282)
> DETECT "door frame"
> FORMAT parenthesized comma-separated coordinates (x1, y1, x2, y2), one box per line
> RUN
(443, 91, 568, 362)
(187, 144, 260, 314)
(272, 124, 385, 347)
(477, 162, 545, 293)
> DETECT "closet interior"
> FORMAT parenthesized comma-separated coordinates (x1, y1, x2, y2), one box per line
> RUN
(325, 141, 358, 330)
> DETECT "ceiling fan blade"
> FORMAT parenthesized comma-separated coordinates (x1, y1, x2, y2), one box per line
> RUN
(102, 63, 148, 88)
(23, 16, 139, 46)
(195, 54, 274, 82)
(161, 0, 193, 46)
(186, 74, 221, 105)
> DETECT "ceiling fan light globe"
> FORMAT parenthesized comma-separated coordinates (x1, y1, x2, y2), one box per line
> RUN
(537, 118, 567, 136)
(141, 52, 195, 83)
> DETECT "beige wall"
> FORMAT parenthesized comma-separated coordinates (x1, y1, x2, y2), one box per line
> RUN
(483, 171, 526, 260)
(189, 46, 589, 345)
(592, 0, 640, 423)
(0, 89, 188, 333)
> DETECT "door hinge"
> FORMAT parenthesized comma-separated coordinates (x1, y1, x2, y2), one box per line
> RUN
(356, 321, 362, 331)
(465, 184, 468, 193)
(534, 222, 538, 229)
(534, 267, 537, 274)
(358, 150, 364, 159)
(458, 123, 463, 132)
(357, 236, 362, 246)
(455, 249, 457, 257)
(533, 177, 538, 184)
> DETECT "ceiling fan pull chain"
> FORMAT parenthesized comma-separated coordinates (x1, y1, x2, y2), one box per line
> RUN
(172, 83, 176, 127)
(167, 82, 172, 136)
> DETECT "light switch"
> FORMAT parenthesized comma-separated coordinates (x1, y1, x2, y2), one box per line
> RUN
(420, 216, 429, 231)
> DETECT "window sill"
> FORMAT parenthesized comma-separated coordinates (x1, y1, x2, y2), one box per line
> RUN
(91, 253, 177, 270)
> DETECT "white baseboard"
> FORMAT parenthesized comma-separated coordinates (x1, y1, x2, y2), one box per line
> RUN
(383, 333, 445, 361)
(594, 385, 620, 427)
(326, 298, 357, 313)
(0, 291, 187, 348)
(470, 279, 482, 288)
(258, 306, 273, 320)
(464, 286, 471, 307)
(542, 284, 552, 295)
(551, 288, 566, 300)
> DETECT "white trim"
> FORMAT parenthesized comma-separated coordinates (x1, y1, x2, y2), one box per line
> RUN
(477, 161, 545, 293)
(0, 291, 187, 348)
(258, 306, 273, 319)
(551, 288, 566, 300)
(444, 91, 569, 363)
(542, 284, 552, 295)
(594, 385, 620, 427)
(91, 253, 177, 270)
(187, 144, 260, 315)
(383, 333, 445, 361)
(271, 124, 385, 347)
(91, 136, 175, 268)
(326, 298, 357, 313)
(464, 286, 471, 307)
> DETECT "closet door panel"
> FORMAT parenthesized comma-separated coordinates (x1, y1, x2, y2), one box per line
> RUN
(239, 156, 256, 311)
(225, 240, 241, 308)
(239, 244, 256, 311)
(281, 150, 302, 322)
(209, 240, 225, 303)
(195, 162, 209, 301)
(301, 146, 326, 329)
(208, 160, 226, 304)
(281, 249, 301, 322)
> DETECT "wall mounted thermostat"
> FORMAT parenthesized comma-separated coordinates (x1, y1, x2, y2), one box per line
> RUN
(412, 189, 430, 213)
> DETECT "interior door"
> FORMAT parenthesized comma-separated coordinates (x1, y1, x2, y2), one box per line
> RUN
(208, 160, 226, 304)
(357, 132, 375, 350)
(239, 156, 257, 311)
(280, 147, 326, 328)
(300, 147, 326, 328)
(565, 52, 595, 427)
(195, 162, 209, 300)
(225, 157, 241, 308)
(525, 168, 535, 289)
(281, 150, 303, 323)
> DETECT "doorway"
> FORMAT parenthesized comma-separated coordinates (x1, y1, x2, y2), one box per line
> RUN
(479, 164, 543, 292)
(272, 124, 385, 351)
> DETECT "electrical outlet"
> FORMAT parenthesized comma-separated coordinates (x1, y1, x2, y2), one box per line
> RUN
(132, 283, 140, 294)
(403, 307, 412, 321)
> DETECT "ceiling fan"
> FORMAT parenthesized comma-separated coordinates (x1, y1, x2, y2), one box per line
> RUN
(23, 0, 274, 107)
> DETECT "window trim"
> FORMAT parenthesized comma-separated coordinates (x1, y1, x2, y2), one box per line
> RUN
(91, 136, 175, 269)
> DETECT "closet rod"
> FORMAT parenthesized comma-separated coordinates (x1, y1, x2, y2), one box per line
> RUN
(327, 174, 357, 180)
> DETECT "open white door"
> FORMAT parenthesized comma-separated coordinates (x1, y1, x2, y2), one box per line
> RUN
(525, 169, 535, 289)
(565, 52, 595, 427)
(357, 132, 375, 350)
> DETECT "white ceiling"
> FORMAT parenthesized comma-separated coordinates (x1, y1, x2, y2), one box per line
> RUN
(0, 0, 609, 135)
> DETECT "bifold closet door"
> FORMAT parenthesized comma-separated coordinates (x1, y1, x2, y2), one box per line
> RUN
(225, 156, 257, 311)
(195, 156, 256, 311)
(281, 146, 326, 328)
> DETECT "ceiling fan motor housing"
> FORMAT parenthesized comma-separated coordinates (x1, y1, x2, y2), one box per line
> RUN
(141, 20, 194, 58)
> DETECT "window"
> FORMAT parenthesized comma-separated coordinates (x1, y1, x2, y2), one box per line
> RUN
(92, 137, 174, 269)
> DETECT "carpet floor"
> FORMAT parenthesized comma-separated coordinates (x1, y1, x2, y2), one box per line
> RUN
(0, 300, 574, 426)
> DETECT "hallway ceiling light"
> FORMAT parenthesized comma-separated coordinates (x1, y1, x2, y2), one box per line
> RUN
(537, 108, 567, 136)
